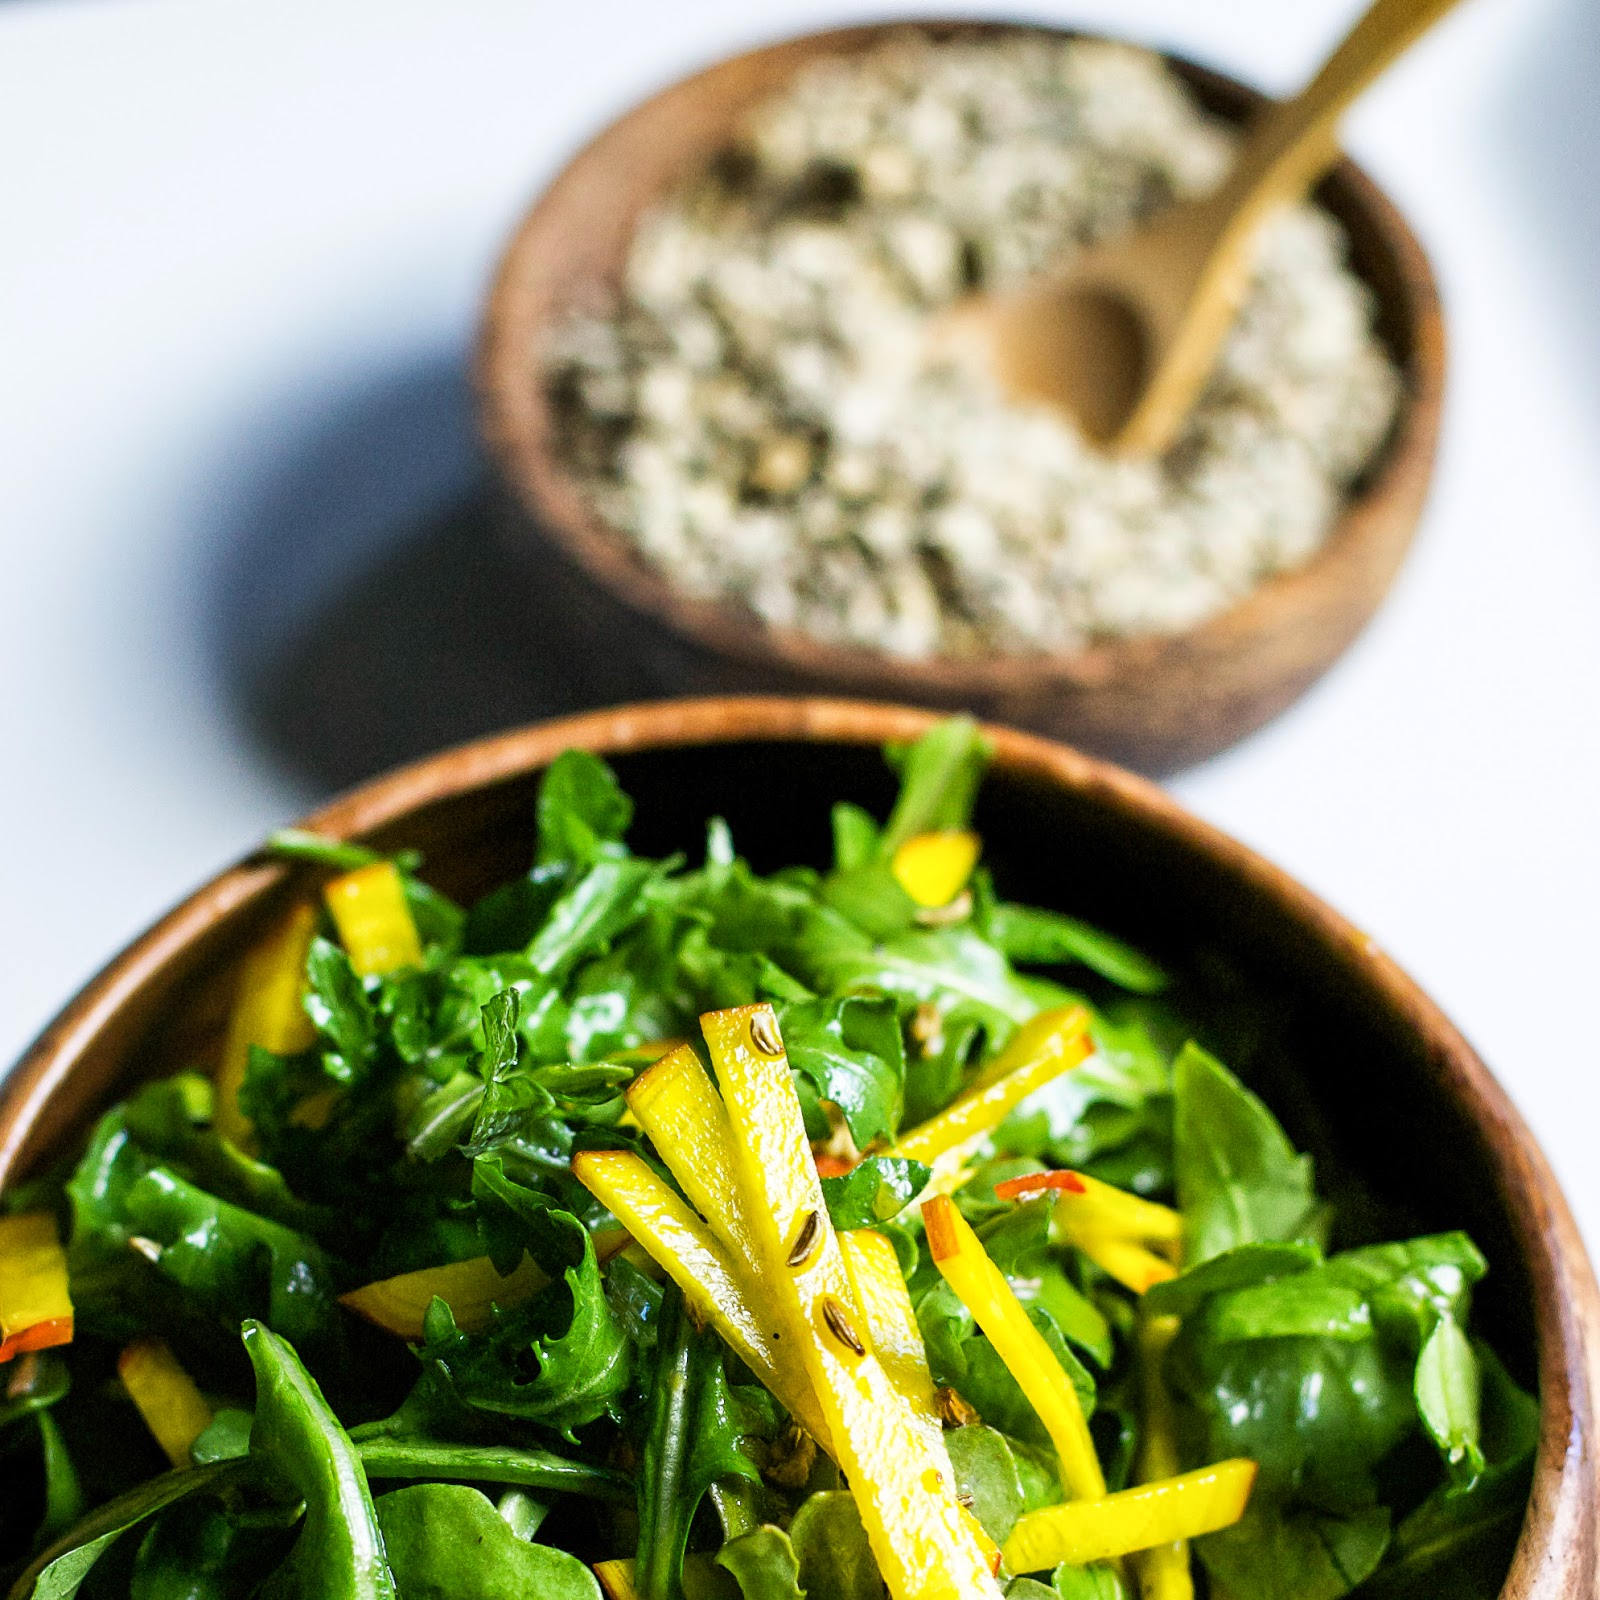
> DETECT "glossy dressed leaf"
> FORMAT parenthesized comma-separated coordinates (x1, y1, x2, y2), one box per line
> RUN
(1414, 1315, 1483, 1479)
(990, 903, 1166, 995)
(356, 1439, 631, 1502)
(128, 1498, 285, 1600)
(1049, 1562, 1129, 1599)
(715, 1525, 806, 1600)
(788, 1491, 881, 1600)
(1144, 1242, 1322, 1319)
(1211, 1279, 1373, 1343)
(1197, 1499, 1390, 1600)
(946, 1425, 1026, 1543)
(374, 1483, 601, 1599)
(242, 1320, 395, 1600)
(1173, 1043, 1318, 1265)
(774, 995, 906, 1147)
(535, 749, 633, 869)
(419, 1228, 630, 1439)
(8, 1462, 249, 1600)
(820, 1156, 930, 1230)
(524, 859, 661, 982)
(302, 937, 377, 1083)
(1324, 1234, 1487, 1348)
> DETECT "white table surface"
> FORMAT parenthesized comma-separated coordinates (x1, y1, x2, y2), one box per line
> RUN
(2, 0, 1597, 1238)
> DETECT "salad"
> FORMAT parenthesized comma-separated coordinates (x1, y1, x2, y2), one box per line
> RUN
(0, 719, 1534, 1600)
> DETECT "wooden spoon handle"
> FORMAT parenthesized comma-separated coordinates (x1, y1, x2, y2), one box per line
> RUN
(1221, 0, 1468, 223)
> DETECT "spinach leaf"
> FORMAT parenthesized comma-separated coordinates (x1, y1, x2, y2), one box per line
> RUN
(242, 1319, 395, 1600)
(989, 903, 1166, 994)
(1198, 1500, 1391, 1600)
(535, 750, 633, 869)
(1414, 1315, 1482, 1480)
(820, 1157, 931, 1230)
(1145, 1242, 1323, 1319)
(1210, 1279, 1373, 1343)
(373, 1483, 601, 1599)
(946, 1424, 1026, 1543)
(1049, 1563, 1129, 1599)
(776, 995, 906, 1147)
(788, 1491, 880, 1600)
(7, 1462, 249, 1600)
(1173, 1043, 1318, 1265)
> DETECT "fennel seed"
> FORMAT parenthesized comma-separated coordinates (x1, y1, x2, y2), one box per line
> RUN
(787, 1208, 822, 1268)
(821, 1295, 866, 1357)
(936, 1386, 981, 1429)
(749, 1010, 784, 1057)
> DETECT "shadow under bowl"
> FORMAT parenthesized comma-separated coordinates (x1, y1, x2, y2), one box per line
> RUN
(476, 21, 1445, 776)
(1, 697, 1593, 1597)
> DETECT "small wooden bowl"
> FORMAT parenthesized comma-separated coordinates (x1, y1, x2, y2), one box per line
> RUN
(477, 22, 1444, 776)
(1, 697, 1594, 1597)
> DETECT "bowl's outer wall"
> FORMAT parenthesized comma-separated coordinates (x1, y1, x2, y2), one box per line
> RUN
(2, 699, 1593, 1598)
(476, 23, 1445, 776)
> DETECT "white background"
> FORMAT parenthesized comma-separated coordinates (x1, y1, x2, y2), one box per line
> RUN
(1, 0, 1596, 1233)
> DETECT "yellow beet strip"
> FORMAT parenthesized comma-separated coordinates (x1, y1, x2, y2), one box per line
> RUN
(970, 1003, 1096, 1091)
(1134, 1315, 1194, 1600)
(570, 1149, 831, 1447)
(323, 860, 423, 978)
(1002, 1460, 1257, 1574)
(892, 1006, 1092, 1167)
(839, 1229, 942, 1454)
(0, 1213, 73, 1363)
(118, 1337, 214, 1468)
(339, 1253, 549, 1341)
(626, 1046, 829, 1439)
(892, 830, 981, 908)
(922, 1194, 1105, 1501)
(1073, 1233, 1178, 1295)
(215, 903, 318, 1147)
(703, 1005, 1001, 1600)
(1049, 1172, 1182, 1245)
(592, 1559, 638, 1600)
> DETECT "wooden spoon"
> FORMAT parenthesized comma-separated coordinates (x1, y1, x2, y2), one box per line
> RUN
(950, 0, 1465, 456)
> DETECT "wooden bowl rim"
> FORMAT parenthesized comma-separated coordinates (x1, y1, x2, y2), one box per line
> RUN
(0, 696, 1593, 1598)
(476, 18, 1446, 697)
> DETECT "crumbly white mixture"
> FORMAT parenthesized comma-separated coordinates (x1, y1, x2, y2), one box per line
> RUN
(545, 32, 1403, 658)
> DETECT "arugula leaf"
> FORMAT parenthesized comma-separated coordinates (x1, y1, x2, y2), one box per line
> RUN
(776, 996, 906, 1147)
(419, 1226, 631, 1439)
(1414, 1315, 1483, 1481)
(242, 1319, 395, 1600)
(820, 1157, 931, 1230)
(464, 864, 570, 955)
(356, 1439, 631, 1501)
(127, 1498, 286, 1600)
(1173, 1043, 1318, 1265)
(788, 1491, 881, 1600)
(535, 749, 633, 868)
(989, 903, 1166, 994)
(374, 1483, 601, 1599)
(302, 937, 377, 1084)
(715, 1525, 806, 1600)
(976, 1199, 1113, 1367)
(525, 859, 663, 982)
(879, 716, 989, 853)
(830, 803, 880, 871)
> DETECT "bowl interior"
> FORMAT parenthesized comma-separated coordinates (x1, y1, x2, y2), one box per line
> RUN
(12, 728, 1536, 1395)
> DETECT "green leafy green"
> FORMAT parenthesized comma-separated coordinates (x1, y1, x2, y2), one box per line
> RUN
(536, 749, 634, 868)
(776, 995, 906, 1146)
(819, 1156, 930, 1230)
(788, 1491, 880, 1600)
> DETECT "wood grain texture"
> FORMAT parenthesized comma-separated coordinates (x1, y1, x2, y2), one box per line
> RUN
(475, 22, 1445, 776)
(0, 696, 1592, 1597)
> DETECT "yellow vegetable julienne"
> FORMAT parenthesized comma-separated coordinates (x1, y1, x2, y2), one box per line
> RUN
(891, 829, 981, 908)
(1002, 1460, 1258, 1573)
(339, 1253, 550, 1342)
(570, 1149, 832, 1448)
(214, 903, 318, 1148)
(1135, 1314, 1194, 1600)
(1073, 1233, 1178, 1295)
(625, 1046, 826, 1435)
(922, 1193, 1105, 1502)
(838, 1229, 942, 1451)
(118, 1337, 215, 1468)
(996, 1169, 1181, 1294)
(891, 1005, 1092, 1173)
(0, 1213, 73, 1363)
(703, 1005, 1001, 1600)
(969, 1003, 1096, 1091)
(323, 860, 423, 978)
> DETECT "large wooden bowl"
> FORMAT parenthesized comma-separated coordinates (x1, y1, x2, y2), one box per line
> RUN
(0, 698, 1593, 1596)
(477, 22, 1444, 776)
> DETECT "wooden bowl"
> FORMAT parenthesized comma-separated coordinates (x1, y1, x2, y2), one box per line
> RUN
(1, 697, 1593, 1596)
(477, 22, 1444, 776)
